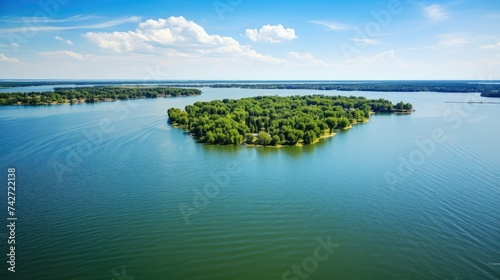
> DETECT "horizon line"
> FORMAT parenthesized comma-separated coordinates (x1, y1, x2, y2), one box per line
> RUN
(1, 79, 500, 82)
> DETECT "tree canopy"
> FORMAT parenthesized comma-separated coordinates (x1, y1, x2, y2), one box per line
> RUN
(209, 82, 500, 97)
(0, 86, 202, 106)
(168, 95, 412, 146)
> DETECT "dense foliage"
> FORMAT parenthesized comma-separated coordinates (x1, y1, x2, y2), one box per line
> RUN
(481, 89, 500, 98)
(0, 86, 202, 106)
(2, 81, 498, 98)
(210, 81, 500, 96)
(0, 81, 203, 88)
(168, 95, 411, 146)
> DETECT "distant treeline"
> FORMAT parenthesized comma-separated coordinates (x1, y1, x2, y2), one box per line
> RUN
(168, 95, 412, 146)
(208, 82, 500, 97)
(2, 81, 498, 98)
(0, 81, 203, 88)
(480, 89, 500, 98)
(0, 86, 202, 106)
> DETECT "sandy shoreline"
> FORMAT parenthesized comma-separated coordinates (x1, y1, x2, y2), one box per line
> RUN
(244, 131, 337, 148)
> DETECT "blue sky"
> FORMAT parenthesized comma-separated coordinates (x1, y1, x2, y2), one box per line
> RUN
(0, 0, 499, 80)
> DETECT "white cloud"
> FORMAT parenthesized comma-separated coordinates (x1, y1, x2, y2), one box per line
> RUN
(0, 15, 98, 23)
(39, 50, 85, 60)
(0, 16, 141, 34)
(433, 38, 469, 49)
(245, 24, 298, 43)
(0, 54, 18, 62)
(351, 38, 379, 45)
(424, 4, 451, 22)
(407, 37, 470, 51)
(309, 20, 352, 31)
(55, 36, 73, 46)
(287, 52, 328, 67)
(339, 50, 406, 67)
(85, 16, 284, 63)
(450, 58, 500, 66)
(288, 50, 421, 69)
(480, 41, 500, 49)
(6, 46, 499, 80)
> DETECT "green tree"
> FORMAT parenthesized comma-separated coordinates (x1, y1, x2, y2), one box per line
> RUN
(271, 135, 281, 146)
(303, 130, 317, 144)
(166, 94, 408, 146)
(246, 133, 255, 144)
(325, 117, 338, 133)
(256, 131, 272, 146)
(338, 117, 350, 129)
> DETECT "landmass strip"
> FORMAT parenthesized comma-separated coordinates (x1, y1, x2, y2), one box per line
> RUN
(168, 95, 412, 147)
(0, 86, 202, 106)
(207, 82, 500, 98)
(1, 81, 498, 97)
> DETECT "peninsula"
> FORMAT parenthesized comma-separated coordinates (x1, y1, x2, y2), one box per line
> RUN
(0, 86, 202, 106)
(207, 82, 500, 98)
(168, 95, 412, 147)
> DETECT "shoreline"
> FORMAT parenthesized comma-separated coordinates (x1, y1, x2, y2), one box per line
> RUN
(6, 95, 198, 106)
(242, 131, 338, 149)
(0, 86, 202, 106)
(175, 116, 375, 149)
(168, 95, 410, 148)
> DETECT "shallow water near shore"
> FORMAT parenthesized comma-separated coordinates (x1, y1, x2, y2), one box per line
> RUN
(0, 87, 499, 279)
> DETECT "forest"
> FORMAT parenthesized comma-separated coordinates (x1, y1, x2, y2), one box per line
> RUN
(2, 81, 498, 98)
(168, 95, 412, 147)
(481, 89, 500, 98)
(0, 86, 202, 105)
(209, 81, 500, 96)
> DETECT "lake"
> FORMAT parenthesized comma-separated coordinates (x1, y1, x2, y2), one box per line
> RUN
(0, 84, 95, 93)
(0, 87, 499, 280)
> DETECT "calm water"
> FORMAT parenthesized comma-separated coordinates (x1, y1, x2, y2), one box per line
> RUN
(0, 84, 95, 93)
(0, 87, 499, 280)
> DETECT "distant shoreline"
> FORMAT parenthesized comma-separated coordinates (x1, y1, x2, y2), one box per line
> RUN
(0, 86, 202, 106)
(1, 80, 498, 98)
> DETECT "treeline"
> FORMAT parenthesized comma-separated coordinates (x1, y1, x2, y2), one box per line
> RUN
(0, 81, 206, 88)
(0, 86, 202, 106)
(168, 95, 412, 146)
(210, 82, 500, 96)
(481, 89, 500, 98)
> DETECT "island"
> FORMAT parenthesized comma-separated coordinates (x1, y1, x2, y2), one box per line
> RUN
(480, 89, 500, 98)
(168, 95, 412, 147)
(0, 86, 202, 106)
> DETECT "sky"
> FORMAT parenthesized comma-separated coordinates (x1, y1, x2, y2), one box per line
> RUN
(0, 0, 499, 80)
